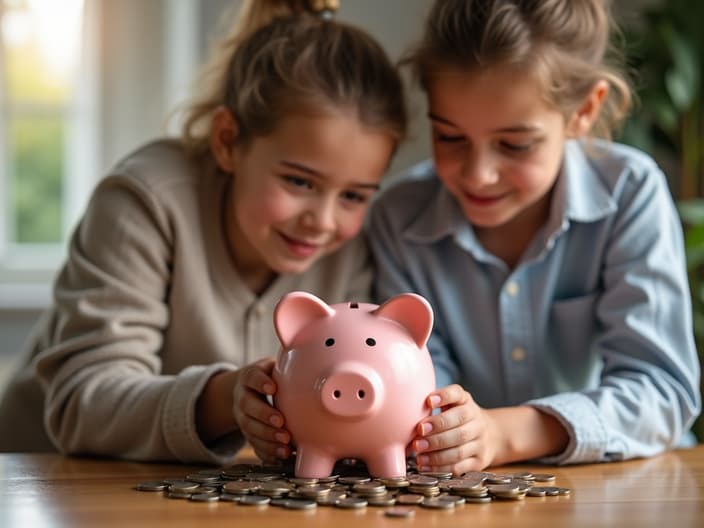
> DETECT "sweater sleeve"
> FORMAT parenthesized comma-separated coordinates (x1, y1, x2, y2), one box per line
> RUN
(34, 174, 240, 464)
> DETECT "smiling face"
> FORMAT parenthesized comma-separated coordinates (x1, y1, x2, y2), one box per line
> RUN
(212, 109, 394, 293)
(427, 67, 574, 236)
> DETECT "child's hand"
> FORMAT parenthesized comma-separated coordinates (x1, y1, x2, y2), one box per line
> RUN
(412, 384, 499, 475)
(231, 358, 291, 463)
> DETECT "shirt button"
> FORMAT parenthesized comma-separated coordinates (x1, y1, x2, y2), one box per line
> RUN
(506, 281, 519, 297)
(511, 347, 526, 362)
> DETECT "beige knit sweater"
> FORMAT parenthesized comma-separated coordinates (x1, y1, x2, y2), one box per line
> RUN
(0, 140, 373, 464)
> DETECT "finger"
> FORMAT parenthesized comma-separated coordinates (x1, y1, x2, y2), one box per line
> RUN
(426, 385, 472, 410)
(417, 400, 476, 436)
(241, 365, 277, 396)
(238, 410, 291, 446)
(248, 437, 292, 463)
(416, 454, 487, 476)
(237, 389, 286, 429)
(253, 357, 276, 375)
(415, 439, 477, 469)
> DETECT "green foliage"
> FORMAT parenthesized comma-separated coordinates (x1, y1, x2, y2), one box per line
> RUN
(11, 117, 64, 244)
(620, 0, 704, 198)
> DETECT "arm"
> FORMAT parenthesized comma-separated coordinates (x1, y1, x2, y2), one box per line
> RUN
(35, 175, 236, 463)
(526, 165, 700, 464)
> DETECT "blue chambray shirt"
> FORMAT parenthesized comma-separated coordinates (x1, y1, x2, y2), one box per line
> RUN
(368, 139, 701, 464)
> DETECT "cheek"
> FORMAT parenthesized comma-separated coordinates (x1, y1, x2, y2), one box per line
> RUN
(335, 210, 367, 242)
(235, 186, 293, 228)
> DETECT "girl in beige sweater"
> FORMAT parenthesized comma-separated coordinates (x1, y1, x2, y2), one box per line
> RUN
(0, 0, 406, 465)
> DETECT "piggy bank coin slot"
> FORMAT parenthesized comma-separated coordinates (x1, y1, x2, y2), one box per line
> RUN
(350, 303, 359, 308)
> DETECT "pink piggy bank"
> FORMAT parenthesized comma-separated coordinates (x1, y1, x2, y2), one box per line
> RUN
(272, 291, 436, 478)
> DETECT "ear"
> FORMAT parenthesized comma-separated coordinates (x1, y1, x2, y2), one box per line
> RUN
(274, 291, 335, 349)
(372, 293, 434, 349)
(566, 80, 609, 138)
(210, 106, 240, 172)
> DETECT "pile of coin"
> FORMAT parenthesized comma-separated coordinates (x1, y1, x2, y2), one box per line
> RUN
(134, 458, 570, 516)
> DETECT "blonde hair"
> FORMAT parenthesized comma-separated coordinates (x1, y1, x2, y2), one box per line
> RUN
(180, 0, 406, 154)
(404, 0, 632, 140)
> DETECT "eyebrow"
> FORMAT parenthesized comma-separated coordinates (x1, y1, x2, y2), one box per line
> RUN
(428, 113, 542, 134)
(279, 161, 381, 190)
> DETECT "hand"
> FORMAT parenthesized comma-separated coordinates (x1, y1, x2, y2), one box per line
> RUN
(411, 384, 500, 475)
(231, 358, 292, 463)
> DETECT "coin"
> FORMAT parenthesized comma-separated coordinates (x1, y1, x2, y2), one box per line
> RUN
(135, 481, 168, 491)
(335, 497, 368, 509)
(190, 493, 220, 502)
(239, 495, 271, 505)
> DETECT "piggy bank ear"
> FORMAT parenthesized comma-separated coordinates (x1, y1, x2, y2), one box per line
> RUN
(372, 293, 434, 349)
(274, 291, 335, 349)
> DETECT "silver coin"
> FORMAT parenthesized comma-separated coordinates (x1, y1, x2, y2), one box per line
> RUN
(335, 497, 368, 509)
(420, 498, 455, 509)
(532, 473, 556, 482)
(218, 493, 242, 502)
(169, 481, 200, 492)
(396, 493, 424, 505)
(190, 493, 220, 502)
(384, 506, 415, 518)
(135, 481, 168, 492)
(464, 496, 493, 504)
(238, 494, 271, 505)
(284, 499, 318, 510)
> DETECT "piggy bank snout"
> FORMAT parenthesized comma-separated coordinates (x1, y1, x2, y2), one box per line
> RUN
(320, 365, 383, 418)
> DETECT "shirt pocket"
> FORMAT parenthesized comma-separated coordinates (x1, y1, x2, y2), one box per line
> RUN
(547, 292, 600, 384)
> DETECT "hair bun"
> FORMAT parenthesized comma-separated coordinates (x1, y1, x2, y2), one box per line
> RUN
(305, 0, 340, 18)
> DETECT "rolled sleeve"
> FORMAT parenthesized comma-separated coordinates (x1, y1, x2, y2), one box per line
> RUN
(163, 363, 245, 465)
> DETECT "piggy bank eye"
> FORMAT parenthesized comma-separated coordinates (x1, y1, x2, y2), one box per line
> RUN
(325, 338, 335, 347)
(365, 338, 376, 347)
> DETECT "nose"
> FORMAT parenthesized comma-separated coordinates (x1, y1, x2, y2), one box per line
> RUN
(319, 364, 383, 418)
(461, 148, 498, 187)
(301, 197, 337, 232)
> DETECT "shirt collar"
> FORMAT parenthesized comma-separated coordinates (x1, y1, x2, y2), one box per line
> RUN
(403, 140, 617, 247)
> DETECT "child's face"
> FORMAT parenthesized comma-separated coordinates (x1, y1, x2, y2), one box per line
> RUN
(224, 111, 393, 287)
(426, 68, 570, 232)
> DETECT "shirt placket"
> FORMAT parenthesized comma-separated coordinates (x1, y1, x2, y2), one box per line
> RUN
(499, 269, 535, 404)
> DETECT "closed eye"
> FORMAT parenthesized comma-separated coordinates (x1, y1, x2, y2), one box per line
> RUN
(283, 175, 313, 189)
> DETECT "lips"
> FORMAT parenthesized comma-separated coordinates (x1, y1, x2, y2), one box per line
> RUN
(279, 232, 323, 258)
(462, 190, 509, 206)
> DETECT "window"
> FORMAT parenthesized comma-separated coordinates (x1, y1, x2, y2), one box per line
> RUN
(0, 0, 97, 307)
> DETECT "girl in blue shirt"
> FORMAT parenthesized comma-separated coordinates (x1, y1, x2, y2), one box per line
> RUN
(369, 0, 701, 473)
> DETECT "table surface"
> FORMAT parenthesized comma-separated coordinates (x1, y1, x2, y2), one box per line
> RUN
(1, 445, 703, 528)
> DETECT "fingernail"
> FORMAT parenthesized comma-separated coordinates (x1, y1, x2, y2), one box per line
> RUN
(275, 432, 289, 444)
(415, 439, 429, 451)
(428, 395, 442, 408)
(420, 422, 433, 435)
(276, 447, 288, 459)
(269, 415, 283, 427)
(263, 383, 275, 395)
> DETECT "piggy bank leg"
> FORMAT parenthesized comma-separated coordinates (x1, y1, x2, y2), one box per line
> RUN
(365, 445, 407, 478)
(294, 445, 337, 478)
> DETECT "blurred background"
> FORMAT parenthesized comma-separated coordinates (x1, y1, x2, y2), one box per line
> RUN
(0, 0, 701, 438)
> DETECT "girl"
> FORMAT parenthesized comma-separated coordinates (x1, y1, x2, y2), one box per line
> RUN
(0, 0, 406, 465)
(368, 0, 701, 473)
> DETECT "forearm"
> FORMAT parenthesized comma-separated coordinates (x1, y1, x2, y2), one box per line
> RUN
(488, 405, 569, 466)
(195, 370, 239, 443)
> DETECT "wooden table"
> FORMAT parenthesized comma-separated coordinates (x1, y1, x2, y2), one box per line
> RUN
(1, 446, 703, 528)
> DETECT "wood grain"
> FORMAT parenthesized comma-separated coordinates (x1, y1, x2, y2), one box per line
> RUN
(1, 445, 703, 528)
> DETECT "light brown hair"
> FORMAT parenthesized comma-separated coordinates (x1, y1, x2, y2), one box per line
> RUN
(404, 0, 632, 140)
(180, 0, 406, 154)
